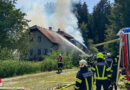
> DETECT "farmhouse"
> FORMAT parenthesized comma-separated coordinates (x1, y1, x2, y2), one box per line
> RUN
(29, 25, 89, 60)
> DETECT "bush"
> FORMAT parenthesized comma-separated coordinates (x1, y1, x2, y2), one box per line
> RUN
(0, 48, 15, 60)
(41, 58, 57, 71)
(41, 50, 73, 71)
(0, 50, 77, 78)
(0, 60, 41, 78)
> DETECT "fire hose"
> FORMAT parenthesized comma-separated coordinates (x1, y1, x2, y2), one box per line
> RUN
(57, 83, 75, 90)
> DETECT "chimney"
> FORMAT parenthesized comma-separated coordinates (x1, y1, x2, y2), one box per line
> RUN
(49, 27, 52, 30)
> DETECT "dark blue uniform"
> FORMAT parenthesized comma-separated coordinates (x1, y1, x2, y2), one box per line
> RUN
(105, 57, 113, 69)
(105, 57, 114, 90)
(110, 57, 118, 90)
(75, 66, 94, 90)
(91, 58, 112, 90)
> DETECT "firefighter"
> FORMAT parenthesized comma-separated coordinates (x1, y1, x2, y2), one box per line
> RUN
(105, 53, 113, 90)
(88, 56, 96, 67)
(111, 55, 119, 90)
(87, 56, 92, 67)
(91, 52, 112, 90)
(75, 59, 94, 90)
(57, 54, 63, 73)
(105, 53, 113, 68)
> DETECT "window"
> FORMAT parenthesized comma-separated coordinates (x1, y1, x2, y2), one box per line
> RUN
(38, 36, 41, 42)
(30, 49, 33, 56)
(38, 49, 41, 55)
(44, 49, 48, 55)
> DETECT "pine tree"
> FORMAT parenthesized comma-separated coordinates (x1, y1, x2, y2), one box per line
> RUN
(75, 2, 89, 25)
(105, 0, 130, 56)
(74, 2, 90, 46)
(80, 22, 88, 44)
(91, 0, 111, 51)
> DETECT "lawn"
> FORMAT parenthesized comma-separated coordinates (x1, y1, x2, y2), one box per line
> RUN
(2, 68, 126, 90)
(2, 68, 78, 90)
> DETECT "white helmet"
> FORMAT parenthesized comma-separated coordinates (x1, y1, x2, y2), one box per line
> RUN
(107, 53, 111, 56)
(79, 59, 87, 67)
(59, 54, 62, 56)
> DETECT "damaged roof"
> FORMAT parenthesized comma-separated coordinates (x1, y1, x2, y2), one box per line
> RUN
(57, 30, 73, 39)
(30, 25, 89, 56)
(30, 25, 58, 44)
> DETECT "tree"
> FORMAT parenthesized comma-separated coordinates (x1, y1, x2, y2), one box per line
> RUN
(105, 0, 130, 56)
(0, 0, 28, 49)
(74, 2, 90, 45)
(0, 0, 29, 60)
(80, 22, 88, 45)
(91, 0, 111, 50)
(74, 2, 89, 24)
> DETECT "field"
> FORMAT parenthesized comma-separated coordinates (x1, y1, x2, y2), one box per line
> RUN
(1, 68, 126, 90)
(2, 68, 78, 90)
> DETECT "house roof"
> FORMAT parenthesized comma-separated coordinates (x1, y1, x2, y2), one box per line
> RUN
(30, 25, 89, 56)
(57, 30, 73, 39)
(30, 25, 58, 44)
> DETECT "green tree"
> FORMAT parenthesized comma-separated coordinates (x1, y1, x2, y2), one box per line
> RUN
(80, 22, 88, 45)
(0, 0, 28, 49)
(77, 2, 89, 24)
(74, 2, 89, 45)
(87, 39, 98, 54)
(91, 0, 111, 51)
(105, 0, 130, 56)
(0, 0, 29, 60)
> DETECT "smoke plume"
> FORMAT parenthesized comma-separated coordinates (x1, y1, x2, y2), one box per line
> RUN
(16, 0, 83, 43)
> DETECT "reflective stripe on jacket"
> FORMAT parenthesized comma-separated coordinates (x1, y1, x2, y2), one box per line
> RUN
(91, 61, 111, 80)
(75, 66, 94, 90)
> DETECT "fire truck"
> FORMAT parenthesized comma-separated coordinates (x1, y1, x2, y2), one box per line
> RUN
(117, 28, 130, 82)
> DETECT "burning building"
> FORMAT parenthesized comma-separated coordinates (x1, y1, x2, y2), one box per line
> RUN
(29, 25, 90, 60)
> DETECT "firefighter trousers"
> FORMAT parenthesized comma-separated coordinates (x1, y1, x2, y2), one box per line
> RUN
(96, 80, 109, 90)
(107, 80, 113, 90)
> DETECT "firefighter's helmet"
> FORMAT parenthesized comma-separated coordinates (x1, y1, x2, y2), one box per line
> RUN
(59, 54, 62, 56)
(79, 59, 87, 67)
(97, 52, 104, 59)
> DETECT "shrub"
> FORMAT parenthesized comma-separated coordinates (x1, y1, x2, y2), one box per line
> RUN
(0, 48, 15, 60)
(41, 58, 57, 71)
(0, 50, 78, 78)
(41, 50, 73, 71)
(0, 60, 41, 78)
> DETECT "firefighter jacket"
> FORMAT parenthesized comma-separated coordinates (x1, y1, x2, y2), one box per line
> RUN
(75, 66, 94, 90)
(57, 56, 62, 63)
(91, 59, 112, 80)
(105, 57, 113, 68)
(113, 57, 118, 68)
(111, 57, 118, 81)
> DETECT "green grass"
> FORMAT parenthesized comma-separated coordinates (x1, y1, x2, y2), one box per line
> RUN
(3, 67, 125, 90)
(3, 68, 78, 90)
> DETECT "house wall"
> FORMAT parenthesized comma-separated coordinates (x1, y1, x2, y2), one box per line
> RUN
(29, 31, 57, 60)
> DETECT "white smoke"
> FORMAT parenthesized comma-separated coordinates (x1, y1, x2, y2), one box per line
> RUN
(16, 0, 83, 43)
